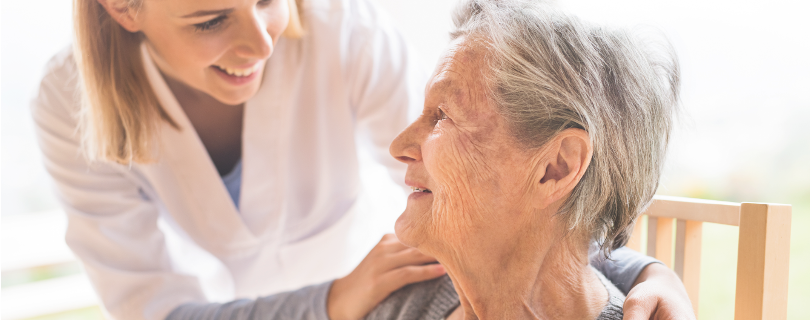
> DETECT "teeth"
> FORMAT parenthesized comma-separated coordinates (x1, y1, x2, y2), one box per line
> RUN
(217, 64, 262, 77)
(411, 187, 432, 193)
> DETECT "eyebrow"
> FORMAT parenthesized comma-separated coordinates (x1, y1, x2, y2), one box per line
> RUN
(433, 78, 466, 106)
(181, 8, 234, 18)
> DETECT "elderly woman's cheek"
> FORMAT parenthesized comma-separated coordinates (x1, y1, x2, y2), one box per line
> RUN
(451, 135, 502, 196)
(423, 139, 493, 238)
(426, 193, 477, 250)
(423, 135, 471, 195)
(427, 128, 483, 175)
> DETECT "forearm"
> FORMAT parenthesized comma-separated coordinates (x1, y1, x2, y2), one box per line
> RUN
(631, 261, 679, 288)
(590, 246, 661, 295)
(166, 281, 333, 320)
(623, 262, 696, 320)
(593, 246, 696, 319)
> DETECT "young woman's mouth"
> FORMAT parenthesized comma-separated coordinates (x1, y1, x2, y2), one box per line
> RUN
(211, 63, 263, 85)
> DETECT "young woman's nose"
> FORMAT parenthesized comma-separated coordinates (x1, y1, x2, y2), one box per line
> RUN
(233, 11, 273, 60)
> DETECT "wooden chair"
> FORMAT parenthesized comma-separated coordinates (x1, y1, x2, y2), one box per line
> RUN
(626, 195, 792, 320)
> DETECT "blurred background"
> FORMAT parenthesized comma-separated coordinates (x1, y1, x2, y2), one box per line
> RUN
(2, 0, 808, 319)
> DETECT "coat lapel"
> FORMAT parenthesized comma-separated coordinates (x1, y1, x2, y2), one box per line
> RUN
(140, 44, 259, 256)
(240, 38, 297, 243)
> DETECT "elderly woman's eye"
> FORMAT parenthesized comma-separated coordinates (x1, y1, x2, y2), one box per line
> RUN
(438, 108, 449, 121)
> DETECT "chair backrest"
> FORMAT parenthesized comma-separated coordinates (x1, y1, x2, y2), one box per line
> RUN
(626, 195, 792, 320)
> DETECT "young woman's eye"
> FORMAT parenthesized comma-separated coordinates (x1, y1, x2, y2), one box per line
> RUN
(257, 0, 274, 7)
(194, 15, 227, 32)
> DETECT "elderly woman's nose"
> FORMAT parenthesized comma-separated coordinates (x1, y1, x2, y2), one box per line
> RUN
(390, 121, 425, 164)
(233, 12, 273, 60)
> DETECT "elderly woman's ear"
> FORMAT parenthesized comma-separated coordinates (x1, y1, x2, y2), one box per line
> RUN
(533, 128, 593, 210)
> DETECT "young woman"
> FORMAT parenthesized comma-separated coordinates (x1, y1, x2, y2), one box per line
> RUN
(31, 0, 695, 319)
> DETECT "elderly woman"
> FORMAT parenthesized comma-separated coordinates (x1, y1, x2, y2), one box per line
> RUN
(370, 0, 681, 319)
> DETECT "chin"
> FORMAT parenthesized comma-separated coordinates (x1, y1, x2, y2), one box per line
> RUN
(394, 214, 418, 248)
(216, 90, 257, 106)
(209, 79, 262, 106)
(394, 202, 433, 249)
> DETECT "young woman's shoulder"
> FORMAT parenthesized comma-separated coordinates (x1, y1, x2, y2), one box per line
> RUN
(40, 45, 79, 89)
(31, 45, 81, 124)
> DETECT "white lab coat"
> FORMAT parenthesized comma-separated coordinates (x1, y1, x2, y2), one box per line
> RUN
(31, 0, 423, 318)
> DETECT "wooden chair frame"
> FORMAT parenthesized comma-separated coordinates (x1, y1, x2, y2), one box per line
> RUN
(626, 195, 792, 320)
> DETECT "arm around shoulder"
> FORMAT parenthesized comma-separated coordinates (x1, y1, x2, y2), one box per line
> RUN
(589, 246, 695, 320)
(167, 281, 333, 320)
(590, 246, 661, 295)
(33, 49, 345, 320)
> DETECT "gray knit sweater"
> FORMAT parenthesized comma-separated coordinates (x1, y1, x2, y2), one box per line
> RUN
(363, 268, 624, 320)
(169, 249, 646, 320)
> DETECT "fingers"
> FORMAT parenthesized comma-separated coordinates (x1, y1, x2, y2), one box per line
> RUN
(623, 263, 696, 320)
(365, 233, 444, 296)
(370, 234, 410, 255)
(382, 247, 438, 270)
(378, 233, 402, 245)
(371, 234, 437, 268)
(622, 289, 658, 320)
(378, 263, 446, 294)
(328, 234, 445, 320)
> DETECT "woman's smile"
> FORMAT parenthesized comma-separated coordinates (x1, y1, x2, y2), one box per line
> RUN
(405, 179, 433, 201)
(407, 188, 432, 201)
(210, 61, 264, 86)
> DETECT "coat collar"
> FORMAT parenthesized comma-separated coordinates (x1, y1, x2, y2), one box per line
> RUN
(140, 38, 302, 256)
(239, 37, 296, 242)
(140, 43, 266, 254)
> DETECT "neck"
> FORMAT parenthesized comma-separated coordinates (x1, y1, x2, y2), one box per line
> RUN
(442, 219, 607, 320)
(161, 73, 237, 111)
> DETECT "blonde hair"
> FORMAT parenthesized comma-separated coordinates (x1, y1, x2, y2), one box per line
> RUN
(73, 0, 305, 164)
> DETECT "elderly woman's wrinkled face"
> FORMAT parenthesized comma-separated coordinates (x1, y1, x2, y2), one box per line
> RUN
(389, 39, 549, 254)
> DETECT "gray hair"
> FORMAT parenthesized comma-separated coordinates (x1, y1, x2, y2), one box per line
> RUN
(451, 0, 680, 256)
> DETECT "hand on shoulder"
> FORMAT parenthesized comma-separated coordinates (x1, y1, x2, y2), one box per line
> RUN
(623, 263, 697, 320)
(327, 234, 446, 320)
